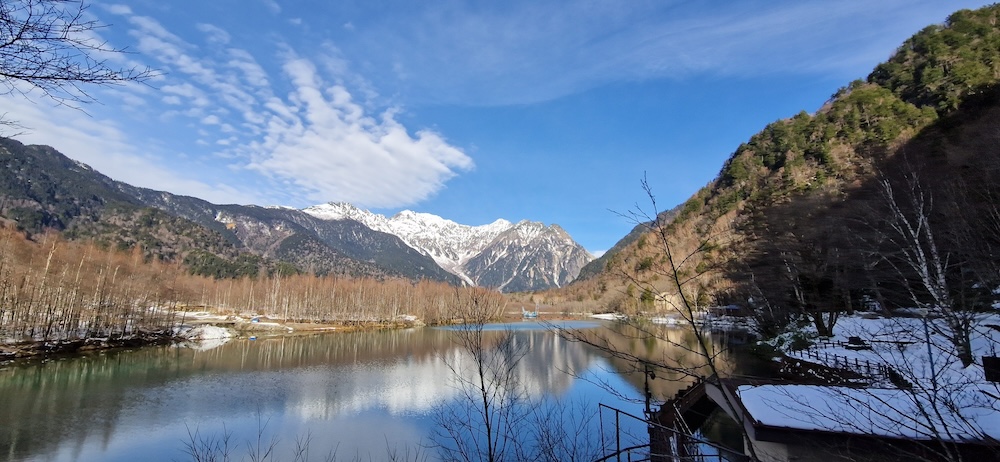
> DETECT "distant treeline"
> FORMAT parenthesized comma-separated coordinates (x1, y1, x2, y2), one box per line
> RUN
(0, 225, 505, 344)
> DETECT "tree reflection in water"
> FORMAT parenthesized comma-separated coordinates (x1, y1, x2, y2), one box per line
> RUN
(0, 322, 753, 461)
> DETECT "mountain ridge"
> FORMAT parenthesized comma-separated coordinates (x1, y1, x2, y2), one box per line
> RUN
(550, 4, 1000, 319)
(303, 202, 594, 290)
(0, 138, 592, 290)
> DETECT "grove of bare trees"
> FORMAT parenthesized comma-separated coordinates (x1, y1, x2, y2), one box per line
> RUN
(0, 224, 508, 346)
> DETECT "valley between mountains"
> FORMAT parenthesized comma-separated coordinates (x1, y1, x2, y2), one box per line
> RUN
(0, 137, 593, 292)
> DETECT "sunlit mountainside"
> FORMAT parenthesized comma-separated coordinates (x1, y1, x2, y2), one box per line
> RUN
(548, 5, 1000, 322)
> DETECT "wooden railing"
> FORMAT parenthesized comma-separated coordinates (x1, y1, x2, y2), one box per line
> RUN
(795, 348, 912, 388)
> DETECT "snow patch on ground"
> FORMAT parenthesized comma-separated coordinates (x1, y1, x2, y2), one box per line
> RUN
(590, 313, 626, 321)
(175, 325, 235, 351)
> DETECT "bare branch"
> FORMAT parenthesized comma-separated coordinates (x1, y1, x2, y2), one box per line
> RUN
(0, 0, 156, 127)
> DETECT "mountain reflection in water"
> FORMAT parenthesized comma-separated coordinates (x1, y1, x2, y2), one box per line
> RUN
(0, 322, 746, 461)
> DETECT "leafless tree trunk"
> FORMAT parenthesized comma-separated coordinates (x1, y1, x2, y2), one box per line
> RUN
(875, 170, 975, 367)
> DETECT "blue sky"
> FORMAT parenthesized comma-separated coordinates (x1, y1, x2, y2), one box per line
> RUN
(4, 0, 993, 255)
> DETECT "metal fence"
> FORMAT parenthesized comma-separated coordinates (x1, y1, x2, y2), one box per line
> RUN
(595, 403, 750, 462)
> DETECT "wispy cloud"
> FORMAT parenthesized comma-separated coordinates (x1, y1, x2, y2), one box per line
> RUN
(331, 0, 981, 105)
(23, 8, 476, 209)
(2, 95, 264, 206)
(196, 23, 231, 45)
(261, 0, 281, 15)
(245, 57, 473, 207)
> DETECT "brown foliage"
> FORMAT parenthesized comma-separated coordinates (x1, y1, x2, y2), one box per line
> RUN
(0, 224, 506, 343)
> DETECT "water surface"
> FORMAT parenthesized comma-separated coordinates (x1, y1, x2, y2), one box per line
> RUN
(0, 321, 747, 461)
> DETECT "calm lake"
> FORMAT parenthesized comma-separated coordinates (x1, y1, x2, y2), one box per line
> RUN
(0, 321, 752, 461)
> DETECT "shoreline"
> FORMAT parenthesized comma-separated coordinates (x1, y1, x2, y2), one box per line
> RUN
(0, 318, 420, 362)
(0, 309, 592, 363)
(0, 332, 178, 361)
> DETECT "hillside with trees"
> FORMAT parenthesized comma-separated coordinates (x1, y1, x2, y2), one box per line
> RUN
(0, 137, 455, 281)
(549, 5, 1000, 336)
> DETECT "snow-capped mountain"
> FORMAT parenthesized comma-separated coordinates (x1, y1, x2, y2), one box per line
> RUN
(303, 202, 593, 290)
(466, 220, 595, 292)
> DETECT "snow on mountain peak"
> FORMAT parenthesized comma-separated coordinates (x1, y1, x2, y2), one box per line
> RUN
(303, 203, 517, 269)
(302, 202, 357, 219)
(390, 209, 457, 231)
(303, 203, 396, 236)
(301, 202, 592, 289)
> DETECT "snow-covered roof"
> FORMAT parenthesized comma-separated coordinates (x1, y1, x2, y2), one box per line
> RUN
(749, 312, 1000, 443)
(738, 383, 1000, 442)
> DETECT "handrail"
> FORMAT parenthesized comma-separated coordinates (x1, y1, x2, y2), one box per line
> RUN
(596, 402, 749, 462)
(593, 443, 651, 462)
(793, 348, 911, 386)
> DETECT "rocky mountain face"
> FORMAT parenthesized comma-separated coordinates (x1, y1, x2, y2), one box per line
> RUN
(96, 185, 461, 283)
(465, 221, 594, 292)
(304, 203, 594, 291)
(0, 137, 396, 279)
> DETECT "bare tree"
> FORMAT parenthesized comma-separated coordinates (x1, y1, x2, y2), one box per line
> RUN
(0, 0, 153, 126)
(870, 167, 978, 367)
(432, 288, 529, 462)
(525, 398, 604, 462)
(431, 288, 608, 462)
(553, 177, 761, 461)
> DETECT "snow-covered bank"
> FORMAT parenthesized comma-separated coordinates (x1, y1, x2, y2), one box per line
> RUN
(589, 311, 754, 332)
(590, 313, 626, 321)
(174, 325, 236, 351)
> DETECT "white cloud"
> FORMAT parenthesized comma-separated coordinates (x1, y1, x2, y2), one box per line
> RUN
(196, 23, 231, 45)
(244, 57, 473, 207)
(261, 0, 281, 14)
(105, 4, 132, 16)
(160, 82, 204, 99)
(226, 49, 270, 90)
(1, 95, 263, 206)
(330, 0, 988, 105)
(5, 8, 475, 210)
(127, 14, 267, 124)
(129, 16, 185, 45)
(162, 83, 208, 105)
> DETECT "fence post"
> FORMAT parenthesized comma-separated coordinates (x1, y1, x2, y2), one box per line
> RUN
(616, 410, 621, 462)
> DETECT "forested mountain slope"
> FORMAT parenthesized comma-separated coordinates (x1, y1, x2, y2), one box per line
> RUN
(554, 5, 1000, 327)
(0, 138, 436, 280)
(0, 137, 588, 289)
